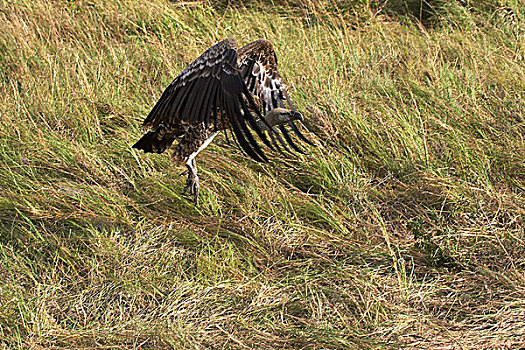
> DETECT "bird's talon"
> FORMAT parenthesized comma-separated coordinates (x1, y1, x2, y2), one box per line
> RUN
(183, 174, 199, 203)
(193, 184, 199, 205)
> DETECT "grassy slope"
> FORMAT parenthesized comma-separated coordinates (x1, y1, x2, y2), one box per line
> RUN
(0, 0, 524, 348)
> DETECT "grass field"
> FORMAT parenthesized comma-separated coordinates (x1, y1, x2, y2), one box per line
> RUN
(1, 0, 524, 348)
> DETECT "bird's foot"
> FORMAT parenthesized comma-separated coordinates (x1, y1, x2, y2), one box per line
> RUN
(183, 174, 200, 204)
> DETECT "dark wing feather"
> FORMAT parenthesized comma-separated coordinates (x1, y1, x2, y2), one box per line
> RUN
(238, 39, 312, 150)
(141, 39, 234, 129)
(134, 38, 274, 160)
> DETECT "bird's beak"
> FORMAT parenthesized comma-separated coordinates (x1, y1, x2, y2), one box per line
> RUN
(291, 111, 303, 122)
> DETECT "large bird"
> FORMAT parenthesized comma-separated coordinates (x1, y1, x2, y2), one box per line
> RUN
(133, 38, 311, 204)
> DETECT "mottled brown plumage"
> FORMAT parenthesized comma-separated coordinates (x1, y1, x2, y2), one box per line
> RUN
(133, 38, 310, 203)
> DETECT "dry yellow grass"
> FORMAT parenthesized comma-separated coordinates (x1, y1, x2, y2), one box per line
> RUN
(0, 0, 524, 348)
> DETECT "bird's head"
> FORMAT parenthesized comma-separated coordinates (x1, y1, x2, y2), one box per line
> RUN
(264, 108, 303, 127)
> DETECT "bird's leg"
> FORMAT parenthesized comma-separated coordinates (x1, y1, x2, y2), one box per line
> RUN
(182, 131, 219, 204)
(183, 156, 199, 204)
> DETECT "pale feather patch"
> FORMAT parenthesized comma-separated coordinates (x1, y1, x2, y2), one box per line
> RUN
(186, 131, 219, 164)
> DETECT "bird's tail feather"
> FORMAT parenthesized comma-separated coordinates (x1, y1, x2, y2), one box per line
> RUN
(132, 131, 174, 154)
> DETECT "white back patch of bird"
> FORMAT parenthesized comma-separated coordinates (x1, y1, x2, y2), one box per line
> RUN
(133, 38, 312, 204)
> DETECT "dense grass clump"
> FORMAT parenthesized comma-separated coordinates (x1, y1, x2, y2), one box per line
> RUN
(1, 0, 524, 348)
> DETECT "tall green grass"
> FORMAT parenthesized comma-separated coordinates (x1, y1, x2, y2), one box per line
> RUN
(1, 0, 524, 348)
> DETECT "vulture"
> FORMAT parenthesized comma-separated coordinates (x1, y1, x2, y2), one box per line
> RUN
(133, 38, 311, 204)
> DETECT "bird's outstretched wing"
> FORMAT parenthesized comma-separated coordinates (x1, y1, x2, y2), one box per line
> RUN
(238, 39, 290, 114)
(137, 38, 274, 162)
(238, 39, 314, 152)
